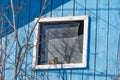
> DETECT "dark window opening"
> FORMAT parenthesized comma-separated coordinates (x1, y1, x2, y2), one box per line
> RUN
(37, 21, 84, 65)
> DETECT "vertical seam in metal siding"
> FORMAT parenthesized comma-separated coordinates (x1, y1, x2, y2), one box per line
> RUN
(117, 1, 120, 79)
(50, 0, 52, 17)
(117, 32, 120, 75)
(73, 0, 75, 16)
(29, 0, 36, 79)
(94, 0, 98, 80)
(19, 0, 23, 78)
(16, 0, 21, 78)
(106, 0, 110, 80)
(62, 0, 64, 16)
(82, 68, 84, 80)
(70, 70, 72, 80)
(27, 0, 32, 79)
(4, 1, 10, 79)
(85, 0, 87, 15)
(28, 0, 31, 33)
(40, 0, 42, 14)
(116, 0, 120, 76)
(82, 0, 87, 80)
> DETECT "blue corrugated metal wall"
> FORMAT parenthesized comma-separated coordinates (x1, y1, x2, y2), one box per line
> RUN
(0, 0, 120, 80)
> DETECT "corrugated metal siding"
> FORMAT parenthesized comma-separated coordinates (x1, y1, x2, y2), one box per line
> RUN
(0, 0, 120, 80)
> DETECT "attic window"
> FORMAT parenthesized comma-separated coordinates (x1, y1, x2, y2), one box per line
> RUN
(33, 16, 89, 69)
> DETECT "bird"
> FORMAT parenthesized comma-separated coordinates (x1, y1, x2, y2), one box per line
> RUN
(49, 57, 58, 64)
(53, 57, 58, 64)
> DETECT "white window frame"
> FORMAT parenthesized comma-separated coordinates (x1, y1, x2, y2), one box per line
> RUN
(32, 15, 89, 70)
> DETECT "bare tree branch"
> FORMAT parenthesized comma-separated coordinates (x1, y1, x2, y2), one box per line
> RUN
(10, 0, 21, 49)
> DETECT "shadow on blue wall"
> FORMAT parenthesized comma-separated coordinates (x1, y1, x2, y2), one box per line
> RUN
(0, 0, 70, 37)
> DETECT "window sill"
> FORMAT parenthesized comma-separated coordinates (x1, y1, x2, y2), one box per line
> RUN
(33, 62, 86, 70)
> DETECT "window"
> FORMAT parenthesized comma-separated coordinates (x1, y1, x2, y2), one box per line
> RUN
(33, 16, 89, 69)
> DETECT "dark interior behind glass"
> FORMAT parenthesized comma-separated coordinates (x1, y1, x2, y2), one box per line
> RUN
(38, 21, 84, 65)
